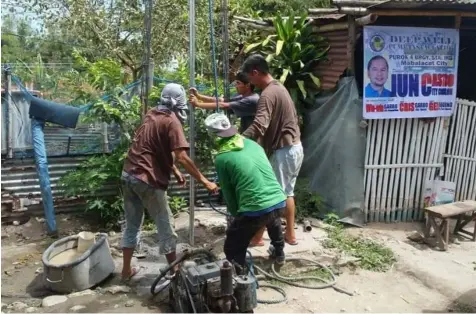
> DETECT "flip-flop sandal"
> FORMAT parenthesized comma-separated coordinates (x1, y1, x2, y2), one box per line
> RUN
(285, 238, 298, 246)
(121, 266, 142, 283)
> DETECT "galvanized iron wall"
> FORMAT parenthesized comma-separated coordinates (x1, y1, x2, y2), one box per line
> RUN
(1, 156, 217, 215)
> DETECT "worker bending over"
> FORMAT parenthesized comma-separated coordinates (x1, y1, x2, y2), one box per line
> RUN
(204, 113, 286, 268)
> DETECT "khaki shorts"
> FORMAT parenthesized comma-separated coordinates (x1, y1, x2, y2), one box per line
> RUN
(269, 143, 304, 197)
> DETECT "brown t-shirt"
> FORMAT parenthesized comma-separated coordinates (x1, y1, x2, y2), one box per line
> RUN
(242, 80, 301, 156)
(123, 108, 189, 190)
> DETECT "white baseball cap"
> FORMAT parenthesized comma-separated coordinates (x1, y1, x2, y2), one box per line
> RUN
(204, 113, 238, 138)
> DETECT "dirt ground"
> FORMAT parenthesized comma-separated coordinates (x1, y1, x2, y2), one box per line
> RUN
(1, 211, 475, 313)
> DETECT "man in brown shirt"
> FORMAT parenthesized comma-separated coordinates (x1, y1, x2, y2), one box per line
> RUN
(121, 83, 217, 281)
(241, 54, 303, 246)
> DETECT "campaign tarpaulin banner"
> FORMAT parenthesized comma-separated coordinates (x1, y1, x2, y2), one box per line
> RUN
(363, 26, 459, 119)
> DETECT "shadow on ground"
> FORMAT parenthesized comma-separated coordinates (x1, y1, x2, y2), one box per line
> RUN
(423, 288, 476, 313)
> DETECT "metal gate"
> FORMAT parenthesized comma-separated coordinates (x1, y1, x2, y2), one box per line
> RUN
(443, 98, 476, 201)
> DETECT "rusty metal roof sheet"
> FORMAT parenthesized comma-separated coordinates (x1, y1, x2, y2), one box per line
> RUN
(315, 29, 357, 91)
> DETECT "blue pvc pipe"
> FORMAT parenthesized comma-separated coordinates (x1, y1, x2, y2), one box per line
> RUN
(31, 118, 57, 233)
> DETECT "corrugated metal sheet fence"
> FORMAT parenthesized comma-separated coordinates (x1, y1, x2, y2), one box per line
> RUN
(1, 156, 217, 216)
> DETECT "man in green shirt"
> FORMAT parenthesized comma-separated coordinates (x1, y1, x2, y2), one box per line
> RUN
(204, 113, 286, 267)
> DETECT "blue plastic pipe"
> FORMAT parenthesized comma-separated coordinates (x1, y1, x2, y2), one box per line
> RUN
(31, 118, 57, 233)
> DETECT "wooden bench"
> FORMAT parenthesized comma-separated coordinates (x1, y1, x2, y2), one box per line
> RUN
(423, 200, 476, 251)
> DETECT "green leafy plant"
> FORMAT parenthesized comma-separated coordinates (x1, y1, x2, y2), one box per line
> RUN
(324, 224, 396, 272)
(245, 13, 329, 113)
(294, 178, 323, 221)
(323, 213, 340, 225)
(169, 196, 188, 216)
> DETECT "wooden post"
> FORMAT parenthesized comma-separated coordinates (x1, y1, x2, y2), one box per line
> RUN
(3, 66, 13, 159)
(102, 122, 109, 153)
(455, 15, 462, 29)
(347, 15, 356, 76)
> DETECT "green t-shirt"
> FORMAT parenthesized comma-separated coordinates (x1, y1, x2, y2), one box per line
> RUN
(215, 135, 286, 216)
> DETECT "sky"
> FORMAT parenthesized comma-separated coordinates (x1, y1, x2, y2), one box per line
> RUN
(2, 2, 44, 32)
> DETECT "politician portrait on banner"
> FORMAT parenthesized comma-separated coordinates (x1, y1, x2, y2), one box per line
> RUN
(363, 26, 459, 119)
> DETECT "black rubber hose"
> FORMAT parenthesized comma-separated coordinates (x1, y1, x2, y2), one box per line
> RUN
(209, 192, 230, 216)
(150, 249, 218, 296)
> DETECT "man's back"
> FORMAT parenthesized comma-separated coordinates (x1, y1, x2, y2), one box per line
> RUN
(123, 108, 188, 190)
(215, 137, 286, 216)
(243, 81, 300, 155)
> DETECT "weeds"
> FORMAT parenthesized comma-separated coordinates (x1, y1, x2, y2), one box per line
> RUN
(169, 196, 188, 216)
(294, 178, 323, 221)
(323, 215, 396, 272)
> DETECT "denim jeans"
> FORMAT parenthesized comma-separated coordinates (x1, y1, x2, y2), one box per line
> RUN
(120, 172, 178, 255)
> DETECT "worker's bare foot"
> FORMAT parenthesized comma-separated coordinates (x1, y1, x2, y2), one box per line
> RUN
(284, 234, 298, 246)
(121, 267, 140, 282)
(249, 239, 265, 247)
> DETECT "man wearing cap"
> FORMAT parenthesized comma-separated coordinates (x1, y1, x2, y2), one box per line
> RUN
(241, 54, 303, 246)
(120, 83, 218, 281)
(205, 112, 286, 267)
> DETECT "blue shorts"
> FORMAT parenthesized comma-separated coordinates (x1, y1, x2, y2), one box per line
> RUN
(270, 143, 304, 197)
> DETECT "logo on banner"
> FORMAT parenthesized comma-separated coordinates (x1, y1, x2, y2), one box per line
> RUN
(370, 34, 385, 53)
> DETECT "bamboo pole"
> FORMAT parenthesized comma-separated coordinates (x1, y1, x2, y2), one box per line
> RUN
(372, 119, 383, 222)
(332, 0, 388, 6)
(455, 105, 469, 201)
(389, 119, 401, 222)
(465, 101, 476, 200)
(308, 8, 340, 14)
(393, 119, 405, 221)
(340, 6, 368, 15)
(445, 102, 458, 180)
(382, 120, 394, 223)
(377, 119, 389, 222)
(367, 120, 377, 222)
(363, 119, 373, 222)
(411, 120, 423, 220)
(355, 14, 378, 26)
(403, 119, 418, 221)
(385, 119, 396, 223)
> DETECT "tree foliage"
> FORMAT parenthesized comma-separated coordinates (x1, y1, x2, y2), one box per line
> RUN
(245, 14, 329, 112)
(58, 54, 228, 227)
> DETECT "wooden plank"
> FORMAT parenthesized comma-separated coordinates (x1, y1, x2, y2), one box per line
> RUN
(425, 200, 476, 218)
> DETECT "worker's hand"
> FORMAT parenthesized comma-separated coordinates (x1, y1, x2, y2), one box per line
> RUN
(189, 95, 199, 107)
(189, 87, 198, 96)
(204, 181, 218, 194)
(172, 166, 186, 187)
